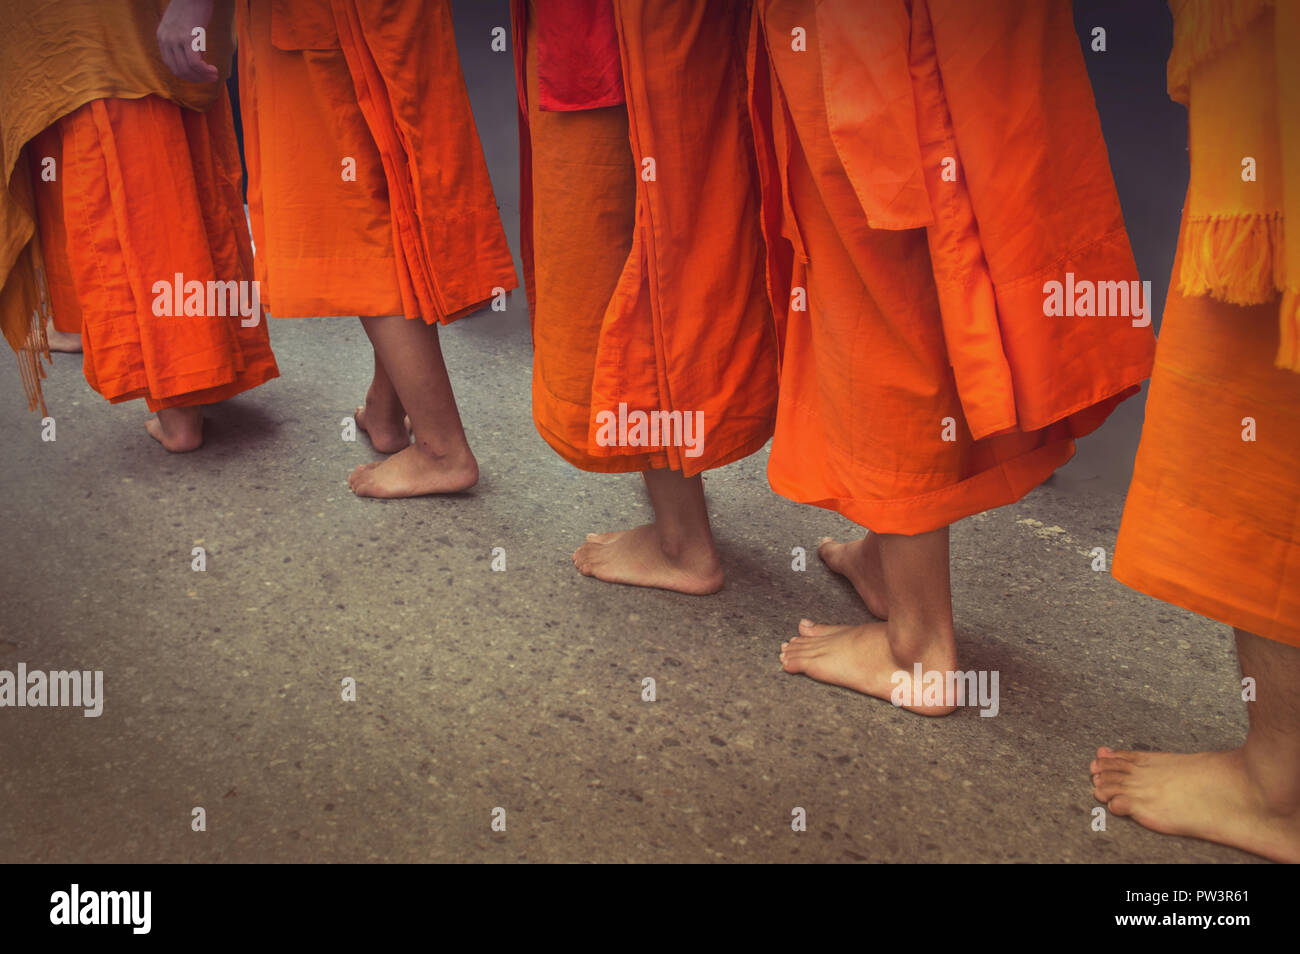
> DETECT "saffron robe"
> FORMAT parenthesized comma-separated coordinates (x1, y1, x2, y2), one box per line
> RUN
(748, 0, 1156, 534)
(1113, 0, 1300, 646)
(235, 0, 516, 321)
(514, 0, 778, 475)
(29, 92, 278, 411)
(0, 0, 241, 410)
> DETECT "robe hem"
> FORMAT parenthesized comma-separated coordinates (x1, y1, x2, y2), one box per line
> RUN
(1112, 561, 1299, 649)
(767, 436, 1075, 535)
(534, 407, 771, 479)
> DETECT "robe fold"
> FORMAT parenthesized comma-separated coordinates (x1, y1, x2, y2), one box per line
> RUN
(749, 0, 1156, 534)
(235, 0, 517, 322)
(515, 0, 778, 476)
(1113, 0, 1300, 647)
(0, 0, 241, 411)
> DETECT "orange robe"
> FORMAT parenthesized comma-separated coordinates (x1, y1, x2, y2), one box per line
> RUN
(0, 0, 245, 411)
(28, 92, 278, 411)
(514, 0, 778, 476)
(1113, 0, 1300, 647)
(748, 0, 1156, 534)
(235, 0, 516, 321)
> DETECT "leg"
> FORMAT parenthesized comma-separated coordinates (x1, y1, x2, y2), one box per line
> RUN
(818, 532, 889, 618)
(354, 349, 410, 453)
(145, 405, 204, 452)
(45, 319, 82, 354)
(1092, 629, 1300, 862)
(571, 468, 724, 595)
(347, 315, 478, 497)
(780, 526, 959, 716)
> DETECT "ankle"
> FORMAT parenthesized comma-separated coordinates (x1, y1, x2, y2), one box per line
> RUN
(1241, 746, 1300, 817)
(363, 390, 403, 418)
(653, 522, 717, 563)
(160, 407, 201, 434)
(411, 434, 475, 463)
(884, 613, 957, 667)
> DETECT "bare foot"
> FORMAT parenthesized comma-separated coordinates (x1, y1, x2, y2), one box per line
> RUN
(46, 323, 82, 354)
(354, 403, 410, 454)
(347, 443, 478, 498)
(779, 619, 958, 716)
(818, 534, 889, 618)
(1091, 746, 1300, 863)
(144, 406, 204, 452)
(572, 524, 724, 595)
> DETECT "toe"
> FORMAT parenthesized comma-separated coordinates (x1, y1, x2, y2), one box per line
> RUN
(1092, 770, 1129, 800)
(1107, 794, 1134, 817)
(1104, 749, 1145, 763)
(1090, 757, 1132, 774)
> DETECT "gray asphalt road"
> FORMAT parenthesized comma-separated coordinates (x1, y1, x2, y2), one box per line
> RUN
(0, 307, 1255, 863)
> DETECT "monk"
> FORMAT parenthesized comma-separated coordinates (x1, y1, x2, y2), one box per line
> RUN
(160, 0, 517, 495)
(514, 0, 778, 594)
(1091, 0, 1300, 864)
(0, 1, 279, 446)
(750, 0, 1157, 712)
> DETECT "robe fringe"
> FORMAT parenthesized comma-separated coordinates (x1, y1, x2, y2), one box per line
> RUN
(17, 256, 52, 414)
(1167, 0, 1273, 104)
(1176, 212, 1298, 372)
(1177, 210, 1284, 301)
